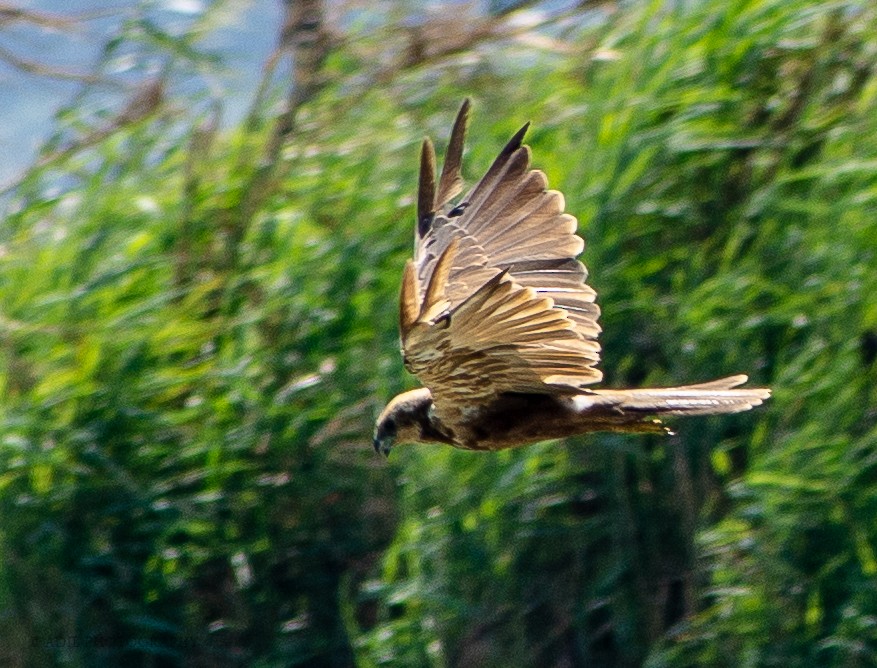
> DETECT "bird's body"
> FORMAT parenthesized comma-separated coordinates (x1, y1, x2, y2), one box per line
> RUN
(378, 375, 766, 451)
(374, 101, 769, 455)
(377, 388, 664, 452)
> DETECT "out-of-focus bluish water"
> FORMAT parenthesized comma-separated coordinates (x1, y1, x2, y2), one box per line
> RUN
(0, 0, 279, 186)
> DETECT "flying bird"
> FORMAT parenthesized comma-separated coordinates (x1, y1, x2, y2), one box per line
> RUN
(374, 100, 769, 455)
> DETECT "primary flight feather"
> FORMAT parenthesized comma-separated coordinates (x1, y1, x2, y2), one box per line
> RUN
(374, 100, 770, 454)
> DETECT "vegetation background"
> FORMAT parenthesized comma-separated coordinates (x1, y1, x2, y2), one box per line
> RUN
(2, 0, 876, 665)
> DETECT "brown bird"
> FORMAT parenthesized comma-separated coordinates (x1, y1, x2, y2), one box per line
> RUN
(374, 100, 770, 455)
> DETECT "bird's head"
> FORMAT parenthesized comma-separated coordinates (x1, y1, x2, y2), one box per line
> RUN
(373, 388, 433, 456)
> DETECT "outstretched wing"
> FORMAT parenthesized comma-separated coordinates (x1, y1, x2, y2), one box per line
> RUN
(400, 100, 602, 424)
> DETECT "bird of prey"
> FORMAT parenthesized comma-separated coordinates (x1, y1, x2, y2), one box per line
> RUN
(374, 100, 770, 455)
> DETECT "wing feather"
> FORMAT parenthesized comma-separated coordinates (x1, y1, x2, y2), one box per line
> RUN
(401, 103, 603, 428)
(399, 260, 420, 335)
(417, 138, 437, 237)
(435, 99, 470, 207)
(419, 238, 459, 322)
(403, 273, 599, 424)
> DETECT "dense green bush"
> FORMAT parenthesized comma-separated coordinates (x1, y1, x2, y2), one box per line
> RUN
(1, 1, 876, 666)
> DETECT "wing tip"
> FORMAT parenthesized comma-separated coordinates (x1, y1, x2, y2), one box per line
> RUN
(497, 121, 531, 160)
(436, 99, 472, 208)
(459, 97, 472, 117)
(418, 137, 437, 236)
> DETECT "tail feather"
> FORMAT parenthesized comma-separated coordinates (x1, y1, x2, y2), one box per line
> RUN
(592, 374, 771, 417)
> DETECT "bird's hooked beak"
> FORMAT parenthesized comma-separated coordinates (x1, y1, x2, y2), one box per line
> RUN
(373, 435, 392, 457)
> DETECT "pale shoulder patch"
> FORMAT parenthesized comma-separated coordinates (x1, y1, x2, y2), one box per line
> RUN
(568, 393, 619, 413)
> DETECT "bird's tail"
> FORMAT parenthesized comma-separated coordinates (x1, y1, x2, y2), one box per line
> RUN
(592, 374, 771, 417)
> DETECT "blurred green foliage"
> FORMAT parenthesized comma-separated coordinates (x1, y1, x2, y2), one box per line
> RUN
(2, 1, 877, 666)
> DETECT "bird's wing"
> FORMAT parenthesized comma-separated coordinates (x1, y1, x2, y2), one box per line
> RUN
(400, 101, 602, 425)
(414, 101, 601, 342)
